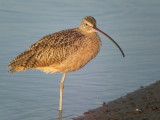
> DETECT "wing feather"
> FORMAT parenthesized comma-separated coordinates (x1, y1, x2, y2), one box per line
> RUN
(8, 28, 86, 72)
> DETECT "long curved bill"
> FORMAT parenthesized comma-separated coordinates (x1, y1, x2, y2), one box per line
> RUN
(92, 27, 125, 57)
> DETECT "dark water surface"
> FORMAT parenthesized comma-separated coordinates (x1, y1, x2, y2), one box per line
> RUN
(1, 0, 160, 119)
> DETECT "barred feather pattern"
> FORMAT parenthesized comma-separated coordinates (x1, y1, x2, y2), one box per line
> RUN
(8, 28, 87, 72)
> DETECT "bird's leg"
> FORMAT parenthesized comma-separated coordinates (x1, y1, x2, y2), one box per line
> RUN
(59, 73, 66, 111)
(58, 110, 62, 120)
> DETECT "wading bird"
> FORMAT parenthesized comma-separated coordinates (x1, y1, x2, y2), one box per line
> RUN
(8, 16, 125, 111)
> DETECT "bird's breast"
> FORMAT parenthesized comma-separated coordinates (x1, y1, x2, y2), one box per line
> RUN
(54, 33, 101, 73)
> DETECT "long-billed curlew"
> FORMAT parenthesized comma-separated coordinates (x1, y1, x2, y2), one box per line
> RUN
(8, 16, 125, 111)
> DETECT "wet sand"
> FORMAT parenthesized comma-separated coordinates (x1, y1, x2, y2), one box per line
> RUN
(74, 80, 160, 120)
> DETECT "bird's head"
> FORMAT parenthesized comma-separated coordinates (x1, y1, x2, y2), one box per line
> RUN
(80, 16, 125, 57)
(80, 16, 97, 33)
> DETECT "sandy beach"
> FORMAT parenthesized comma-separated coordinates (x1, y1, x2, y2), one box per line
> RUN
(74, 80, 160, 120)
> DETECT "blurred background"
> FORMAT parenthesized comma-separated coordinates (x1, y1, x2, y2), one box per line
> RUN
(0, 0, 160, 119)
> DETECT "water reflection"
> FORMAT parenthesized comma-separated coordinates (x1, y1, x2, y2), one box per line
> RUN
(58, 110, 62, 120)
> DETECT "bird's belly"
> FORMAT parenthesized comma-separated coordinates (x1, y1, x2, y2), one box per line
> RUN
(55, 53, 97, 73)
(54, 43, 101, 73)
(59, 53, 96, 72)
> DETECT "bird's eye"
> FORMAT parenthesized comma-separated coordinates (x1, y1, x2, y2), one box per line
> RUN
(85, 23, 88, 26)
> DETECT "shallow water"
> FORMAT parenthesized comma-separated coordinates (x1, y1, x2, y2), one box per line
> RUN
(1, 0, 160, 119)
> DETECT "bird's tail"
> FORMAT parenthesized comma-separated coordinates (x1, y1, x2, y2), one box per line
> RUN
(8, 50, 36, 73)
(8, 67, 26, 73)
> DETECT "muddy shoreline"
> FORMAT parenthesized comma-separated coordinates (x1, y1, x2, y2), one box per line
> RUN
(74, 80, 160, 120)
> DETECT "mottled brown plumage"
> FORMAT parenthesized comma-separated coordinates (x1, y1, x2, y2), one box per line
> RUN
(8, 16, 125, 111)
(8, 28, 101, 73)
